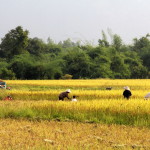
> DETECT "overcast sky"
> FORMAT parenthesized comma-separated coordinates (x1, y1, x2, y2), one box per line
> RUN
(0, 0, 150, 45)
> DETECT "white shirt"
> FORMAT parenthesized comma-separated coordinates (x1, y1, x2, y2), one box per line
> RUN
(71, 98, 77, 102)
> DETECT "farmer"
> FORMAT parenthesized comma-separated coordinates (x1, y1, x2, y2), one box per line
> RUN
(71, 95, 77, 102)
(58, 89, 71, 101)
(144, 92, 150, 100)
(4, 95, 13, 101)
(123, 86, 132, 100)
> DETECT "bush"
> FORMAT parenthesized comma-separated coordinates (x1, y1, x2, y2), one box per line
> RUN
(0, 68, 16, 79)
(61, 74, 73, 79)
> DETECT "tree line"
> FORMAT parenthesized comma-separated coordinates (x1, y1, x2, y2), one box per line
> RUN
(0, 26, 150, 79)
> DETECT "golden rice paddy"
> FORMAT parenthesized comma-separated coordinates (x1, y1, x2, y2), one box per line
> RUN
(0, 79, 150, 149)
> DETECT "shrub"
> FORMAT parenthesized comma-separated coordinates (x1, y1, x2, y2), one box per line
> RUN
(61, 74, 73, 79)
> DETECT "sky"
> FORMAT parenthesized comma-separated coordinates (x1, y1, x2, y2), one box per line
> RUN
(0, 0, 150, 45)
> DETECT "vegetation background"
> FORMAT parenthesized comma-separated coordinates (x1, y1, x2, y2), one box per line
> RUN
(0, 26, 150, 80)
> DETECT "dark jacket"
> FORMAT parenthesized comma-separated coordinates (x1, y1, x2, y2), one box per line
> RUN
(123, 90, 132, 99)
(59, 92, 70, 100)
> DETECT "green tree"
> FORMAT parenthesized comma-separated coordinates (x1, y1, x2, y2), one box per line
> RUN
(132, 35, 150, 53)
(45, 44, 62, 56)
(27, 37, 46, 55)
(44, 59, 63, 79)
(47, 37, 55, 45)
(62, 38, 80, 48)
(0, 68, 15, 79)
(131, 65, 148, 79)
(87, 47, 112, 78)
(98, 30, 109, 47)
(0, 61, 15, 79)
(10, 54, 34, 79)
(0, 26, 29, 59)
(63, 48, 92, 78)
(110, 55, 130, 78)
(112, 34, 122, 50)
(132, 35, 150, 73)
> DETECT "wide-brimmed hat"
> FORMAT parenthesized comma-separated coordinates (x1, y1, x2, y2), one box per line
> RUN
(124, 86, 130, 91)
(66, 89, 71, 93)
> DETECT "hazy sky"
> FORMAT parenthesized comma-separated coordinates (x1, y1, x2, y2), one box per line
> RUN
(0, 0, 150, 45)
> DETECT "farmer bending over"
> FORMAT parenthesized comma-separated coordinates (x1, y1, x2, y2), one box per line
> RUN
(59, 89, 71, 101)
(123, 86, 132, 100)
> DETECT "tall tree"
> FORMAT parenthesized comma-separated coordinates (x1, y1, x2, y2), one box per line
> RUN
(131, 35, 150, 75)
(110, 55, 130, 78)
(0, 26, 29, 59)
(98, 30, 109, 47)
(112, 34, 122, 50)
(27, 37, 46, 55)
(63, 48, 92, 78)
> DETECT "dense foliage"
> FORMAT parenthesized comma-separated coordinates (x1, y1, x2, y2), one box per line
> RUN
(0, 26, 150, 79)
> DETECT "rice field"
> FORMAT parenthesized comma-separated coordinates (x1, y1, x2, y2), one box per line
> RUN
(0, 119, 150, 150)
(0, 79, 150, 150)
(2, 79, 150, 100)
